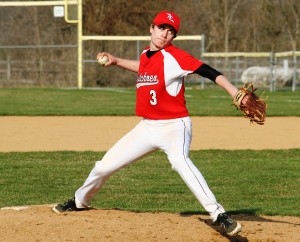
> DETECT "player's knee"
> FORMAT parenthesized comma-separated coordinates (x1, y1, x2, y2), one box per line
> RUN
(169, 155, 189, 171)
(94, 160, 115, 177)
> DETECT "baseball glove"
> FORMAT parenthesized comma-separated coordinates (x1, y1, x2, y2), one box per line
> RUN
(232, 83, 267, 125)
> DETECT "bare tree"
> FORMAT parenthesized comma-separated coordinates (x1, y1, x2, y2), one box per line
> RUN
(222, 0, 241, 52)
(194, 0, 241, 52)
(278, 0, 300, 51)
(1, 0, 300, 87)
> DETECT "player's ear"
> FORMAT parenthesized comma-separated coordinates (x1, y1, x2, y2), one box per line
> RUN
(150, 24, 155, 34)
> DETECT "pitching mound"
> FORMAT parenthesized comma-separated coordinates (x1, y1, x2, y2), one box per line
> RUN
(1, 205, 299, 242)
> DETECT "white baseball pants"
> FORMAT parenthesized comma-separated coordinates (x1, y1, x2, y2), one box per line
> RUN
(75, 117, 225, 221)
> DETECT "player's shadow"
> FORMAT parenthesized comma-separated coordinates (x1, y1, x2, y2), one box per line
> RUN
(180, 208, 300, 242)
(225, 209, 300, 226)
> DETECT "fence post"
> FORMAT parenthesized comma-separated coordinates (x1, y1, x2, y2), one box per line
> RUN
(292, 52, 297, 91)
(200, 34, 205, 89)
(200, 34, 205, 59)
(7, 56, 11, 81)
(269, 52, 275, 92)
(136, 40, 140, 60)
(39, 58, 43, 86)
(235, 56, 239, 86)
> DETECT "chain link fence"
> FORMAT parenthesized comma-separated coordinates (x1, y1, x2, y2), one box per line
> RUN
(0, 2, 298, 91)
(0, 43, 299, 91)
(0, 45, 77, 87)
(200, 52, 299, 91)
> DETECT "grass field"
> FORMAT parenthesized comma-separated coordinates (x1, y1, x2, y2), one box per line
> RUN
(0, 87, 299, 116)
(0, 150, 299, 216)
(0, 87, 299, 217)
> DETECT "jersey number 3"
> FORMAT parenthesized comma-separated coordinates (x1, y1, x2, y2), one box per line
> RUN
(150, 90, 157, 105)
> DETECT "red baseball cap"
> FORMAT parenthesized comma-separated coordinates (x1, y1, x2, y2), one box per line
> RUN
(152, 11, 180, 33)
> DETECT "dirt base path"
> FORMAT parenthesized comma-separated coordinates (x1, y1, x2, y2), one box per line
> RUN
(1, 116, 299, 151)
(1, 117, 300, 242)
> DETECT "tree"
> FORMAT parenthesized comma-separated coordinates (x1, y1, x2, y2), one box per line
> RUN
(222, 0, 242, 52)
(278, 0, 300, 51)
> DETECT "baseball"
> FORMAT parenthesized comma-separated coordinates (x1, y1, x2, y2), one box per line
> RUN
(97, 56, 109, 65)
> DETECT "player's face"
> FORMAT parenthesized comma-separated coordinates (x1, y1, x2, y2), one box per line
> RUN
(150, 24, 176, 50)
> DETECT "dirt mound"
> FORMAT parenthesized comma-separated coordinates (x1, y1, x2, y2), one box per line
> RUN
(1, 205, 299, 242)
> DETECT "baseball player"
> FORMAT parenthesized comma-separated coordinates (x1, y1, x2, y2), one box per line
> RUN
(53, 11, 242, 236)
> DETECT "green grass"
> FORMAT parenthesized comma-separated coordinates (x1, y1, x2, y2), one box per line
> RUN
(0, 150, 299, 216)
(0, 87, 299, 116)
(0, 87, 299, 217)
(0, 88, 136, 116)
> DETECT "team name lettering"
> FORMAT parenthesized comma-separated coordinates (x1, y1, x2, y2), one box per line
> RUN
(136, 72, 159, 88)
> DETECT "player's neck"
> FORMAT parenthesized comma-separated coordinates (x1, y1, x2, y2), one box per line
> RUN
(146, 49, 159, 58)
(149, 42, 172, 51)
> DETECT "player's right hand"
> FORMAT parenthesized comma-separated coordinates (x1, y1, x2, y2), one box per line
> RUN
(96, 52, 118, 66)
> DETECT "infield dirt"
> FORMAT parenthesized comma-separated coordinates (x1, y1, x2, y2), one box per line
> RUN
(0, 116, 299, 242)
(1, 116, 300, 152)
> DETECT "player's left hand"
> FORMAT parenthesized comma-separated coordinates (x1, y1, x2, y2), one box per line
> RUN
(232, 83, 267, 125)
